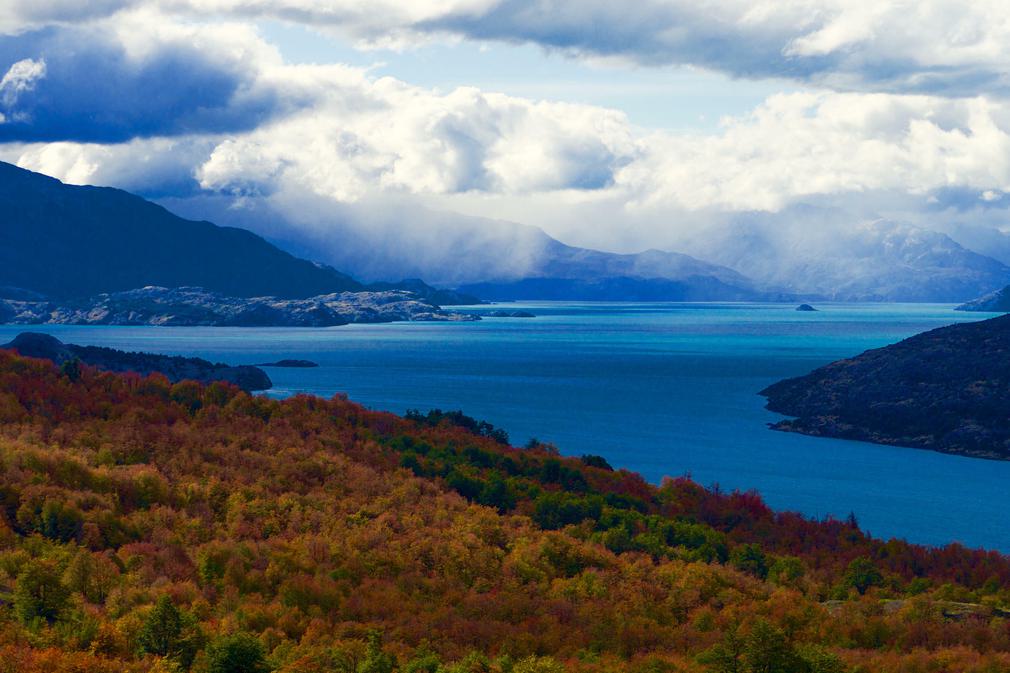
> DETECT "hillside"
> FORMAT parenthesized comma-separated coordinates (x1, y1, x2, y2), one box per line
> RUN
(674, 212, 1010, 302)
(0, 162, 363, 300)
(0, 351, 1009, 671)
(1, 331, 271, 390)
(761, 314, 1010, 459)
(956, 285, 1010, 312)
(161, 197, 773, 301)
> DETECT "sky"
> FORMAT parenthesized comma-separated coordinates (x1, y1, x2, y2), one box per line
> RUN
(2, 1, 1010, 260)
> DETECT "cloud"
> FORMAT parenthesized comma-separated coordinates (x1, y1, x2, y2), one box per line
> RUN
(0, 58, 45, 110)
(194, 73, 637, 200)
(7, 6, 1010, 270)
(3, 1, 1007, 97)
(0, 13, 292, 142)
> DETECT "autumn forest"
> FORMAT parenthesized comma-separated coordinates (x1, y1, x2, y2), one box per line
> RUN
(0, 351, 1009, 673)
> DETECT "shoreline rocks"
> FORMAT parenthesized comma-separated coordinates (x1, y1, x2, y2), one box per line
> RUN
(0, 286, 480, 327)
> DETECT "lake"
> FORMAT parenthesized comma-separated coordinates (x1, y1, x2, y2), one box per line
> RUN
(4, 302, 1007, 551)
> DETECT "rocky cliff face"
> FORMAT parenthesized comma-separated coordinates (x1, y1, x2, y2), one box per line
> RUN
(760, 314, 1010, 460)
(1, 332, 272, 391)
(0, 286, 479, 327)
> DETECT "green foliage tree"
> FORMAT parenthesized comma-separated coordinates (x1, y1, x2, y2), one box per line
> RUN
(59, 358, 82, 382)
(206, 632, 269, 673)
(742, 620, 801, 673)
(357, 631, 395, 673)
(768, 556, 805, 586)
(138, 596, 183, 658)
(14, 560, 70, 625)
(730, 543, 769, 580)
(843, 557, 884, 595)
(699, 624, 744, 673)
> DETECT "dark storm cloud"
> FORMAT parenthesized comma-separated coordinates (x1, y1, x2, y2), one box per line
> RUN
(0, 26, 281, 143)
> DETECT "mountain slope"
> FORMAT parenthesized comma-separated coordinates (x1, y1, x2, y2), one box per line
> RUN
(1, 350, 1010, 671)
(158, 195, 771, 300)
(761, 314, 1010, 459)
(957, 285, 1010, 312)
(0, 161, 364, 299)
(673, 209, 1010, 302)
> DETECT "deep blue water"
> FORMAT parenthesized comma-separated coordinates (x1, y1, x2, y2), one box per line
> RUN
(3, 302, 1008, 551)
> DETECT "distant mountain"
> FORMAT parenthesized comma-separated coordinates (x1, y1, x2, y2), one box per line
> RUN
(0, 161, 364, 300)
(672, 210, 1010, 302)
(158, 196, 772, 301)
(761, 314, 1010, 460)
(956, 285, 1010, 312)
(460, 276, 762, 302)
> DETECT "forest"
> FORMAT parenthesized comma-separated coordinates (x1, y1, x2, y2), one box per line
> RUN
(0, 350, 1009, 672)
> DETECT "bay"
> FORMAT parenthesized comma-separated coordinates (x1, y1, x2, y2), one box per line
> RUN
(3, 302, 1006, 551)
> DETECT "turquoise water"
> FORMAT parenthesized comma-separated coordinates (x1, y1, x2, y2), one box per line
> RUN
(3, 302, 1007, 551)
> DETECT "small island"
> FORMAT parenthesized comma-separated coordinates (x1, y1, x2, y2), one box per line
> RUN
(485, 310, 536, 318)
(254, 359, 319, 368)
(795, 303, 818, 312)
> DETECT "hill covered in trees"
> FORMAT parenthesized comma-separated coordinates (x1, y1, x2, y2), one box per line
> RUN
(0, 350, 1009, 672)
(761, 314, 1010, 459)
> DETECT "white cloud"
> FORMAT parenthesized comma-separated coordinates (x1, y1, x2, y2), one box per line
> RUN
(8, 7, 1010, 264)
(6, 1, 1010, 96)
(0, 57, 45, 109)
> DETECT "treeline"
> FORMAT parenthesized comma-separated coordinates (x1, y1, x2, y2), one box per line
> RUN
(0, 351, 1007, 672)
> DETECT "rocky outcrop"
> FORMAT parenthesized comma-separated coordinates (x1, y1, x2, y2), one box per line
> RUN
(760, 314, 1010, 460)
(2, 332, 272, 391)
(796, 304, 818, 312)
(0, 286, 480, 327)
(956, 285, 1010, 312)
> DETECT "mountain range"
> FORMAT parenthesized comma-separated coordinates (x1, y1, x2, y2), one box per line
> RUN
(4, 161, 1010, 304)
(163, 193, 1010, 303)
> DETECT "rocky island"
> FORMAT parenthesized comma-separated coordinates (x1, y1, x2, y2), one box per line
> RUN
(0, 286, 479, 327)
(1, 332, 272, 391)
(761, 314, 1010, 460)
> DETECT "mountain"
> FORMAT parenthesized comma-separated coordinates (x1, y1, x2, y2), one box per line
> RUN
(671, 209, 1010, 302)
(0, 161, 364, 300)
(956, 285, 1010, 312)
(2, 331, 271, 390)
(761, 314, 1010, 459)
(157, 195, 773, 300)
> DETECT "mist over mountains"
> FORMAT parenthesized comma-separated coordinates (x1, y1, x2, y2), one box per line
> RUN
(1, 159, 1008, 304)
(162, 191, 1010, 303)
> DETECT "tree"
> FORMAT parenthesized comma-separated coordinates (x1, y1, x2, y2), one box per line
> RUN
(14, 560, 70, 625)
(698, 624, 744, 673)
(357, 631, 395, 673)
(730, 543, 769, 580)
(843, 557, 884, 595)
(59, 358, 82, 382)
(139, 596, 183, 657)
(206, 632, 269, 673)
(742, 620, 801, 673)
